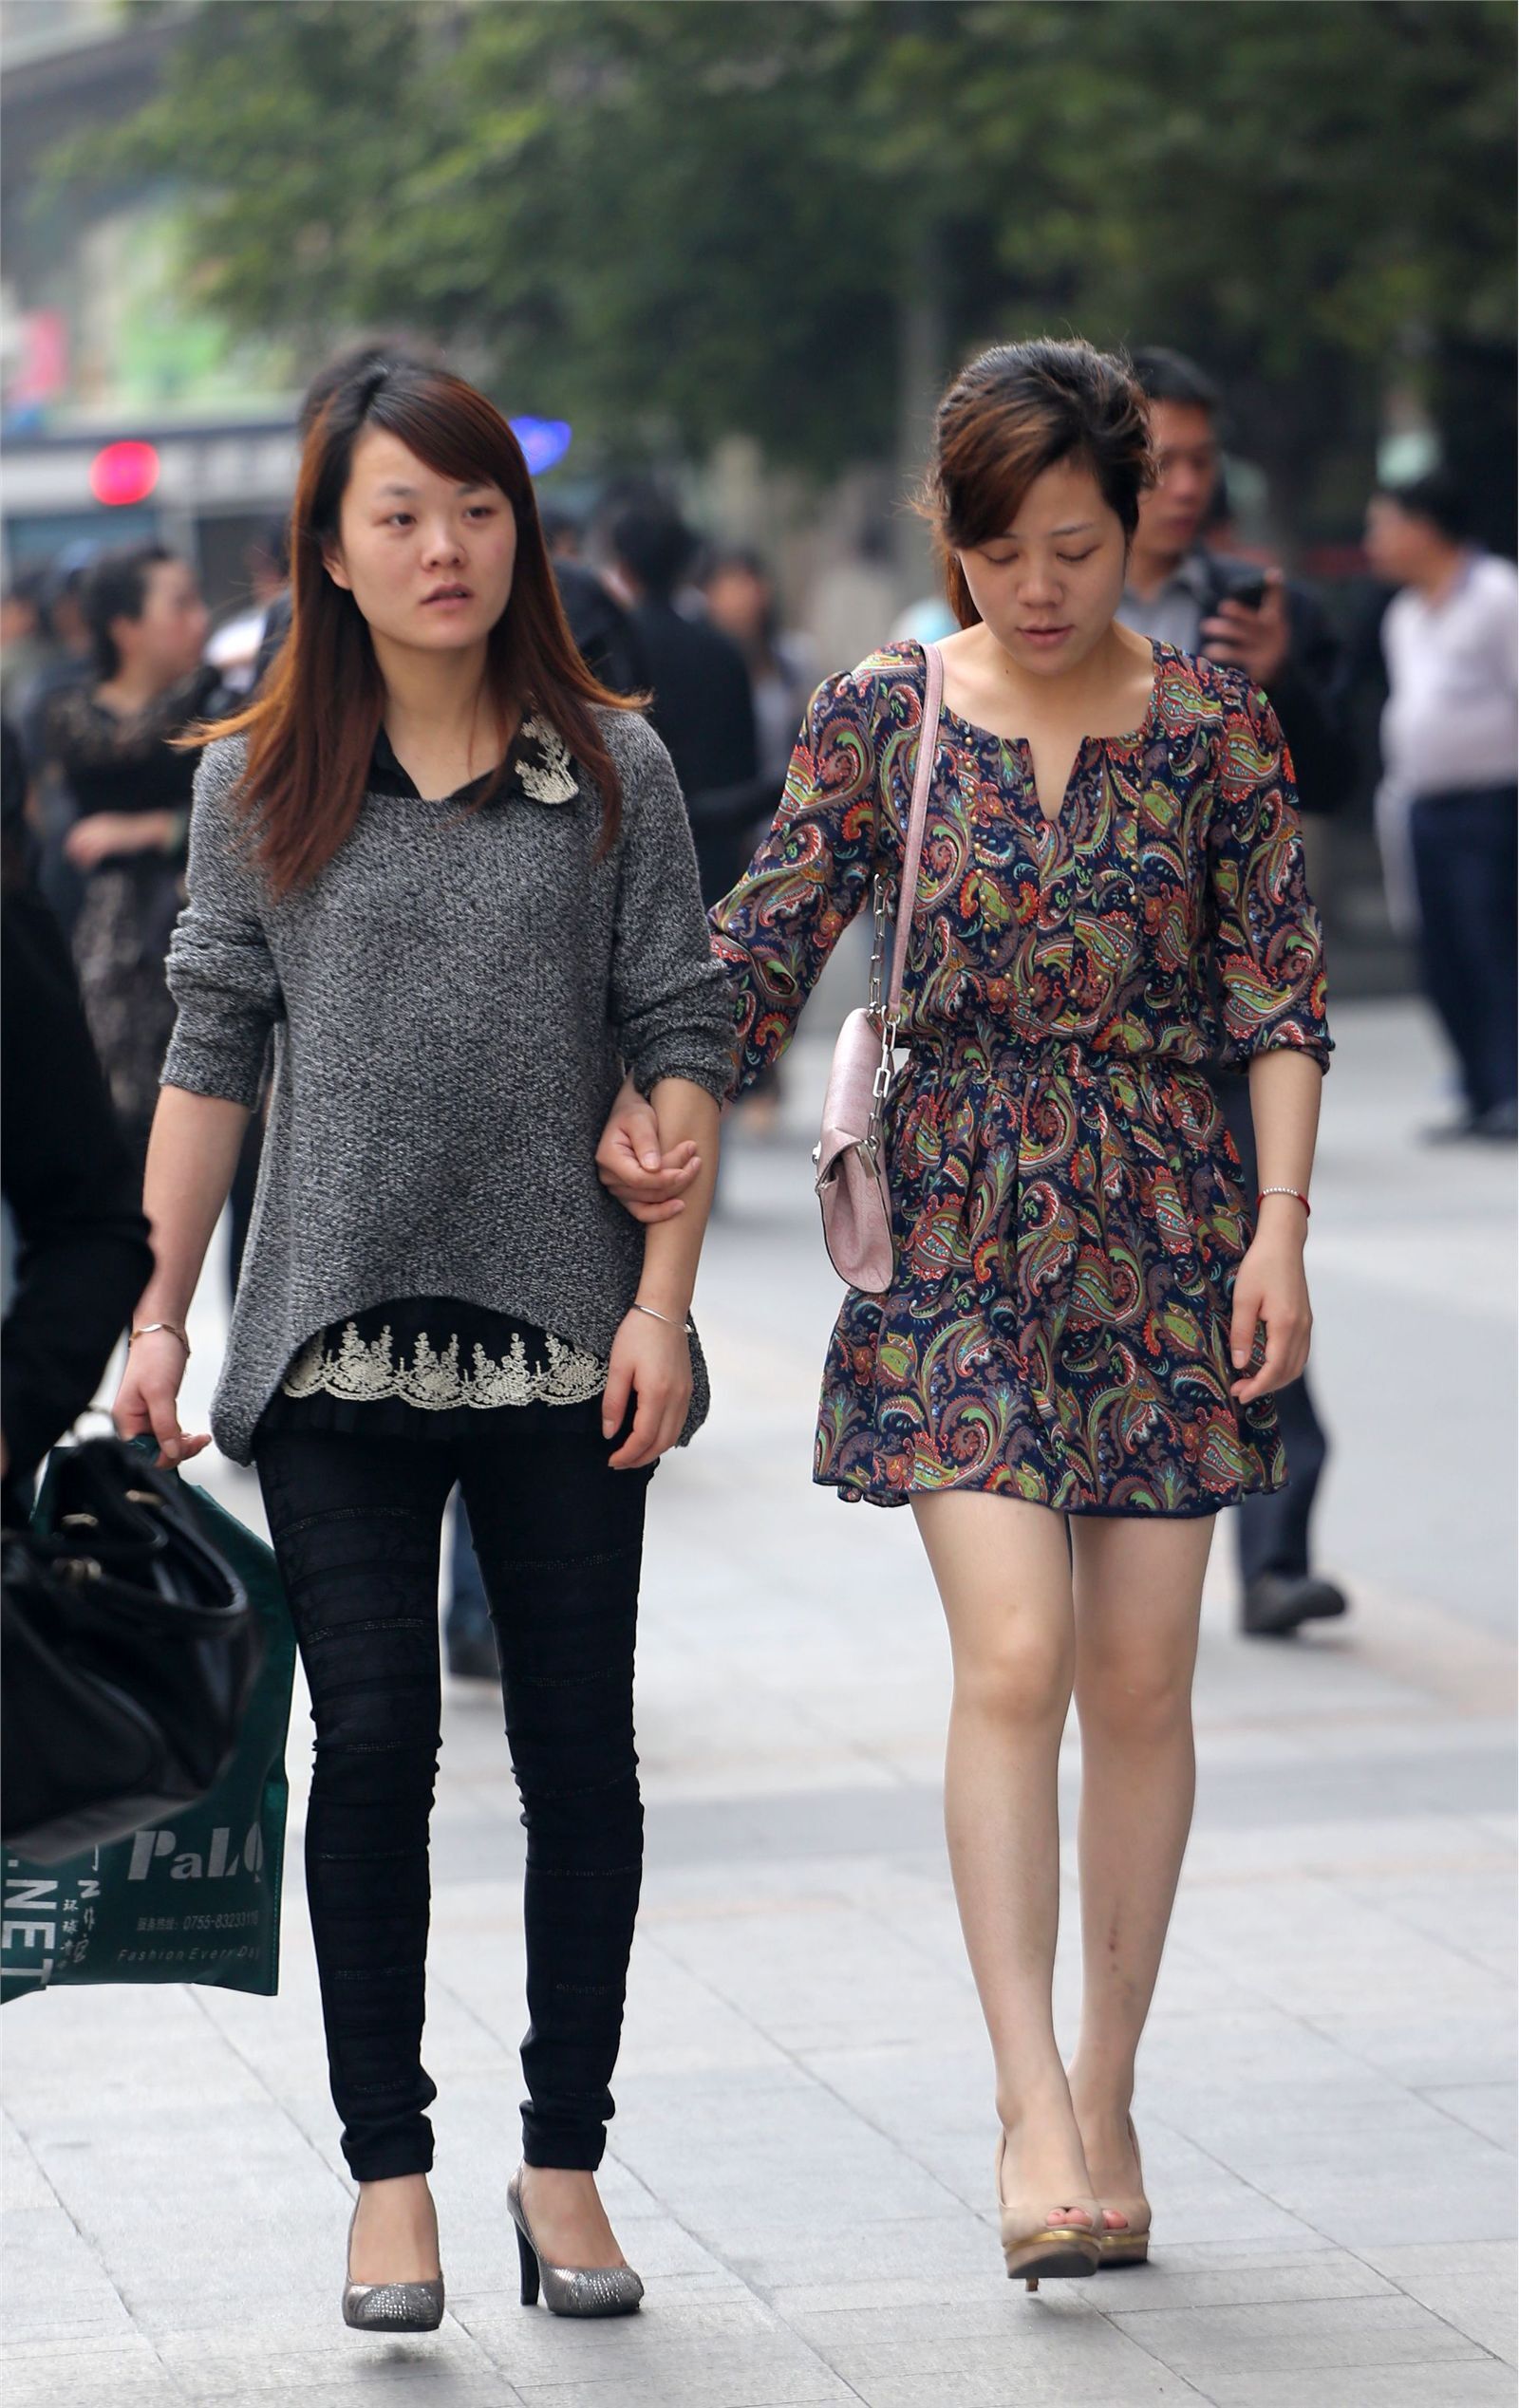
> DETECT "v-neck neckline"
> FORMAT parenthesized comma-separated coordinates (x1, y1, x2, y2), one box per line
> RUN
(923, 639, 1168, 828)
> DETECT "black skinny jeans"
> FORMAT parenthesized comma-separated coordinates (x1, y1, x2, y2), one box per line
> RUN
(253, 1419, 653, 2182)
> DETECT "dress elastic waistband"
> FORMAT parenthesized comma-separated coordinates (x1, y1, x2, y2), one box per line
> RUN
(914, 1033, 1203, 1083)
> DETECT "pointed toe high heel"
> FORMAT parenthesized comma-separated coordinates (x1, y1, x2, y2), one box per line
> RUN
(508, 2168, 644, 2317)
(1094, 2115, 1153, 2268)
(995, 2134, 1101, 2290)
(341, 2199, 446, 2332)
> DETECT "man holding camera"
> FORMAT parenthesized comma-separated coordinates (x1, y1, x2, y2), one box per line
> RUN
(1120, 347, 1352, 1641)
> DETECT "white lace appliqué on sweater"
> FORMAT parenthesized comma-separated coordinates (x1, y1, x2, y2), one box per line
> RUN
(280, 1318, 607, 1410)
(516, 716, 579, 805)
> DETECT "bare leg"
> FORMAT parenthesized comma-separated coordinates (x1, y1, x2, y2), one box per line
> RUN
(912, 1491, 1098, 2232)
(348, 2175, 441, 2283)
(517, 2169, 626, 2267)
(1066, 1512, 1214, 2220)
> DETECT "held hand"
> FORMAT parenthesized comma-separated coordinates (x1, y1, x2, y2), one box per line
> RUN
(112, 1331, 211, 1468)
(1201, 570, 1291, 688)
(64, 812, 167, 870)
(601, 1311, 692, 1470)
(595, 1077, 703, 1223)
(1228, 1222, 1312, 1406)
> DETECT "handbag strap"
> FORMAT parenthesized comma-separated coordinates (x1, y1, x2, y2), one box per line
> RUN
(882, 639, 945, 1031)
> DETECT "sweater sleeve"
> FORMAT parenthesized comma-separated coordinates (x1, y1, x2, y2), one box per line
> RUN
(1209, 679, 1333, 1072)
(160, 737, 282, 1109)
(607, 719, 735, 1101)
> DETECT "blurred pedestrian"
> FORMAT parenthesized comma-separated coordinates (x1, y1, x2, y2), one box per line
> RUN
(2, 719, 154, 1523)
(14, 547, 98, 939)
(46, 544, 221, 1174)
(601, 338, 1332, 2285)
(112, 358, 729, 2326)
(609, 498, 759, 905)
(207, 517, 292, 696)
(698, 546, 815, 1131)
(1122, 345, 1351, 1640)
(0, 567, 55, 721)
(1365, 472, 1517, 1143)
(700, 546, 815, 792)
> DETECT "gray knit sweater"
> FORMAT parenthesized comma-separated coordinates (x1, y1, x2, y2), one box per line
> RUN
(161, 710, 735, 1465)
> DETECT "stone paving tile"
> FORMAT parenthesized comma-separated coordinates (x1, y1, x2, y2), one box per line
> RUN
(839, 2363, 1198, 2408)
(1080, 2240, 1396, 2313)
(1190, 2361, 1513, 2408)
(789, 2294, 1193, 2387)
(161, 2334, 514, 2403)
(720, 2210, 1003, 2297)
(1103, 2290, 1492, 2379)
(1353, 2239, 1518, 2364)
(502, 2355, 860, 2408)
(216, 2385, 527, 2408)
(6, 2334, 186, 2406)
(1420, 2082, 1517, 2153)
(1307, 2006, 1516, 2094)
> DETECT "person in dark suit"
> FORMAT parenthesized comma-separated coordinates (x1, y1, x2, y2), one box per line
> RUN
(609, 500, 759, 905)
(1119, 347, 1352, 1640)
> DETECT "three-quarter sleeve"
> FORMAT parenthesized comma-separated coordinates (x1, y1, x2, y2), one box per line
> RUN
(1209, 680, 1332, 1072)
(707, 671, 880, 1099)
(160, 737, 282, 1108)
(608, 719, 735, 1101)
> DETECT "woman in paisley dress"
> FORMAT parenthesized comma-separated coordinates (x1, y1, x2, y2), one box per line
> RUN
(601, 340, 1330, 2284)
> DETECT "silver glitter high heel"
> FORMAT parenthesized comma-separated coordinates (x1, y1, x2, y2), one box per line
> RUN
(507, 2167, 644, 2317)
(341, 2196, 446, 2332)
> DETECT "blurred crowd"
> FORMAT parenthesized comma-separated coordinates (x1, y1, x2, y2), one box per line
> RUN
(2, 340, 1514, 1662)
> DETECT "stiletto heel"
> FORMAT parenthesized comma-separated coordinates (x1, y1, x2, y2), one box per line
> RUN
(341, 2194, 446, 2332)
(995, 2134, 1101, 2287)
(516, 2221, 540, 2307)
(507, 2167, 644, 2317)
(1095, 2114, 1153, 2268)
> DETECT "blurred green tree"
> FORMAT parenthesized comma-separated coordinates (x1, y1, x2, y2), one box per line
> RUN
(79, 0, 1514, 530)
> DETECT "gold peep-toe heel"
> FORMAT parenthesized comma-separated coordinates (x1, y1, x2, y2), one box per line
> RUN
(1094, 2114, 1153, 2268)
(995, 2134, 1101, 2290)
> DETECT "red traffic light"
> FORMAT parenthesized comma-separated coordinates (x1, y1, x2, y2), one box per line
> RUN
(90, 440, 159, 507)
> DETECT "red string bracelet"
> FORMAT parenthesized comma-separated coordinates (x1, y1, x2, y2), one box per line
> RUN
(1257, 1185, 1310, 1219)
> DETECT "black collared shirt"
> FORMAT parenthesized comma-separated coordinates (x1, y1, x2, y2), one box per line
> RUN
(366, 713, 580, 807)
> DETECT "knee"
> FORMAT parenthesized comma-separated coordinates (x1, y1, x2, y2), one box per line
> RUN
(954, 1628, 1073, 1731)
(1077, 1652, 1192, 1747)
(310, 1688, 441, 1805)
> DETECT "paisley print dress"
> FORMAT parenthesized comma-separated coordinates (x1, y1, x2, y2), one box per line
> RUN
(708, 640, 1332, 1516)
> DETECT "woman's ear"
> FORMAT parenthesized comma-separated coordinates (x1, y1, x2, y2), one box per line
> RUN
(322, 541, 352, 593)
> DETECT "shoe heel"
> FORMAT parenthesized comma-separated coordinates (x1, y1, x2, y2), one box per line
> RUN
(516, 2220, 540, 2307)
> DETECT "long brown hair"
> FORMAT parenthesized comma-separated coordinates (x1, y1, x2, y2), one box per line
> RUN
(197, 362, 639, 896)
(921, 339, 1155, 629)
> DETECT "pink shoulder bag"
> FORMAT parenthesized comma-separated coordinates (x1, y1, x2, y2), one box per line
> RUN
(812, 640, 944, 1293)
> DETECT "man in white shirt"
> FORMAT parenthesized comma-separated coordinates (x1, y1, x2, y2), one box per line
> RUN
(1366, 474, 1518, 1142)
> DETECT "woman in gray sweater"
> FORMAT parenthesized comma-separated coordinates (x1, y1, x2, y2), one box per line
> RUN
(112, 360, 733, 2329)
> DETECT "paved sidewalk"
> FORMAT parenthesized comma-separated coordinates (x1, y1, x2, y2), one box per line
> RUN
(5, 999, 1514, 2406)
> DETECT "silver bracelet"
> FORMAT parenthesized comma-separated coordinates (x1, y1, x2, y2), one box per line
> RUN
(631, 1301, 694, 1334)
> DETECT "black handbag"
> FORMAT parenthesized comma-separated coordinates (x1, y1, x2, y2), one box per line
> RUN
(1, 1435, 263, 1866)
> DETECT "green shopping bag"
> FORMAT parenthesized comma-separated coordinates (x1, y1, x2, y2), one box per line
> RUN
(2, 1456, 295, 2004)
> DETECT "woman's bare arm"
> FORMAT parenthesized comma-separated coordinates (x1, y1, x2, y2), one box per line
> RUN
(113, 1086, 250, 1463)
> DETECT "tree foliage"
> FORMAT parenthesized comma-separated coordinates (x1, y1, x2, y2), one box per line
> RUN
(75, 0, 1515, 492)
